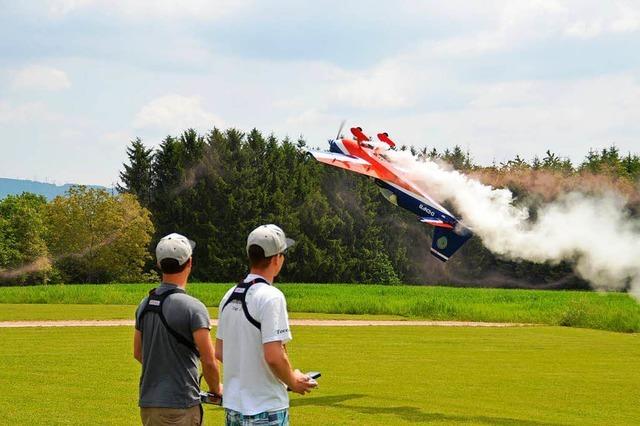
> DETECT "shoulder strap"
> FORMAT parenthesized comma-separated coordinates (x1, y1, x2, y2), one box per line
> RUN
(140, 287, 200, 357)
(220, 278, 269, 330)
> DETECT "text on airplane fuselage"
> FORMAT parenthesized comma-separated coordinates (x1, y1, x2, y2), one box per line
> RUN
(419, 204, 435, 216)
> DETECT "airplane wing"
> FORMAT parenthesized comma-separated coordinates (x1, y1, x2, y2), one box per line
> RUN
(306, 149, 387, 180)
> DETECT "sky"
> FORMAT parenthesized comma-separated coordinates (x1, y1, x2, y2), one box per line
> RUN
(1, 0, 640, 186)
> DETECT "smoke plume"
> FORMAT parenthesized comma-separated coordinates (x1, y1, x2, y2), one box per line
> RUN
(388, 151, 640, 299)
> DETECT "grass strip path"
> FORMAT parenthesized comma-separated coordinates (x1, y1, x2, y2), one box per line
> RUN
(0, 304, 406, 322)
(1, 284, 639, 332)
(0, 319, 532, 328)
(0, 326, 637, 425)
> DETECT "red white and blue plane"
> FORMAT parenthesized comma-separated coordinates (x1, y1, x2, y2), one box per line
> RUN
(307, 126, 472, 261)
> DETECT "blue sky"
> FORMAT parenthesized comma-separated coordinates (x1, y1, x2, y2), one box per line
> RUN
(1, 0, 640, 186)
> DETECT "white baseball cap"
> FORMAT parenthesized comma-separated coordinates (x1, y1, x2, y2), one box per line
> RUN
(246, 224, 295, 257)
(156, 233, 196, 266)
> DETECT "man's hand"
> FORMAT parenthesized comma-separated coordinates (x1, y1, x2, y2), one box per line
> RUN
(288, 369, 318, 395)
(264, 342, 317, 395)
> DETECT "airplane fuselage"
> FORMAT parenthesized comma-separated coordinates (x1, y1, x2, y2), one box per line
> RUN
(329, 138, 457, 228)
(374, 179, 456, 228)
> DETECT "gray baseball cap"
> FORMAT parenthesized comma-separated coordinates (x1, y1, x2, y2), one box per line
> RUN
(156, 233, 196, 266)
(246, 224, 295, 257)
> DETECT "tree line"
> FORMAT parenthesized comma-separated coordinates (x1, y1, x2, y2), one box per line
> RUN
(116, 128, 640, 288)
(2, 127, 639, 287)
(0, 187, 153, 285)
(118, 129, 406, 284)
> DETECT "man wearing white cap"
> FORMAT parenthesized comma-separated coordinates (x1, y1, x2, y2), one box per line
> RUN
(216, 225, 316, 426)
(134, 233, 222, 426)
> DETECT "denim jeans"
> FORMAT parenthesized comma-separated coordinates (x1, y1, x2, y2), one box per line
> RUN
(225, 408, 289, 426)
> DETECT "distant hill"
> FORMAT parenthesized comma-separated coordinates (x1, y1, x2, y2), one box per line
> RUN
(0, 178, 112, 200)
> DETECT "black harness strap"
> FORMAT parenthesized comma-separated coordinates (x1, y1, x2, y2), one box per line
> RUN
(220, 278, 269, 330)
(139, 287, 200, 357)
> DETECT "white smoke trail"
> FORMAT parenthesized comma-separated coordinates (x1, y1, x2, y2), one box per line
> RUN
(388, 151, 640, 298)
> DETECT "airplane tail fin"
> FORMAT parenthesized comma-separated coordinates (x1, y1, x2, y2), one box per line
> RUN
(430, 225, 472, 262)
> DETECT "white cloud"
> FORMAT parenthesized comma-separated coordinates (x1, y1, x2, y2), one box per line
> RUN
(102, 131, 133, 144)
(610, 4, 640, 33)
(271, 56, 435, 112)
(285, 108, 333, 127)
(331, 62, 417, 109)
(133, 95, 224, 133)
(11, 65, 71, 91)
(565, 3, 640, 38)
(427, 0, 640, 56)
(45, 0, 251, 20)
(45, 0, 93, 17)
(0, 100, 61, 124)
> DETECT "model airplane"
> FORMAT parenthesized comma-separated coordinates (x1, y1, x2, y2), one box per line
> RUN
(307, 126, 472, 261)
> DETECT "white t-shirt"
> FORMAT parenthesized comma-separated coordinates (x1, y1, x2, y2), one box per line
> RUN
(216, 274, 293, 415)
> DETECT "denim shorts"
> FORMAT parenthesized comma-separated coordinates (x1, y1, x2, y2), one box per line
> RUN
(225, 408, 289, 426)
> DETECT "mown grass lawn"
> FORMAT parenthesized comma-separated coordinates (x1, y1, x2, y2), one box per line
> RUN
(0, 325, 637, 425)
(1, 283, 639, 332)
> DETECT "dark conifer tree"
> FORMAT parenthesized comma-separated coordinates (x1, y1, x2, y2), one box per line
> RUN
(117, 138, 154, 206)
(150, 136, 184, 238)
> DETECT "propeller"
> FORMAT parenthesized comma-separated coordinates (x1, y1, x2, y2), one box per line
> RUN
(335, 120, 346, 140)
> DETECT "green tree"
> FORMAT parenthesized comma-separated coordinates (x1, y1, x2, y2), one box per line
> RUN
(117, 138, 155, 207)
(622, 153, 640, 180)
(46, 186, 154, 283)
(442, 145, 472, 170)
(0, 193, 50, 285)
(150, 135, 185, 236)
(580, 145, 629, 178)
(542, 150, 573, 174)
(501, 155, 530, 171)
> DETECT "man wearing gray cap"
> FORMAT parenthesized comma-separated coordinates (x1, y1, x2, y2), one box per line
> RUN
(134, 233, 222, 426)
(216, 224, 316, 426)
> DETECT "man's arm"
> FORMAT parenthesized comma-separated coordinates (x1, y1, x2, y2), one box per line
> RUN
(263, 341, 316, 395)
(193, 328, 222, 395)
(215, 338, 223, 363)
(133, 330, 142, 364)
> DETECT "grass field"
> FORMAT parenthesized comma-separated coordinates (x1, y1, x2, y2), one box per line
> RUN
(1, 284, 639, 332)
(1, 286, 637, 424)
(0, 325, 637, 425)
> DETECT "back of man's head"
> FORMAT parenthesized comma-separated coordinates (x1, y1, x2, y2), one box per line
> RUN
(159, 258, 191, 274)
(248, 244, 274, 269)
(246, 224, 295, 258)
(156, 233, 196, 277)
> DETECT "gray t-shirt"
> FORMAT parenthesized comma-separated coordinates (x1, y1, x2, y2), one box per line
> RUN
(135, 283, 211, 408)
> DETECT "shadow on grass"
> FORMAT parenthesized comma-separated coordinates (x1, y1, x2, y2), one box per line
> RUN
(292, 394, 561, 425)
(290, 393, 366, 407)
